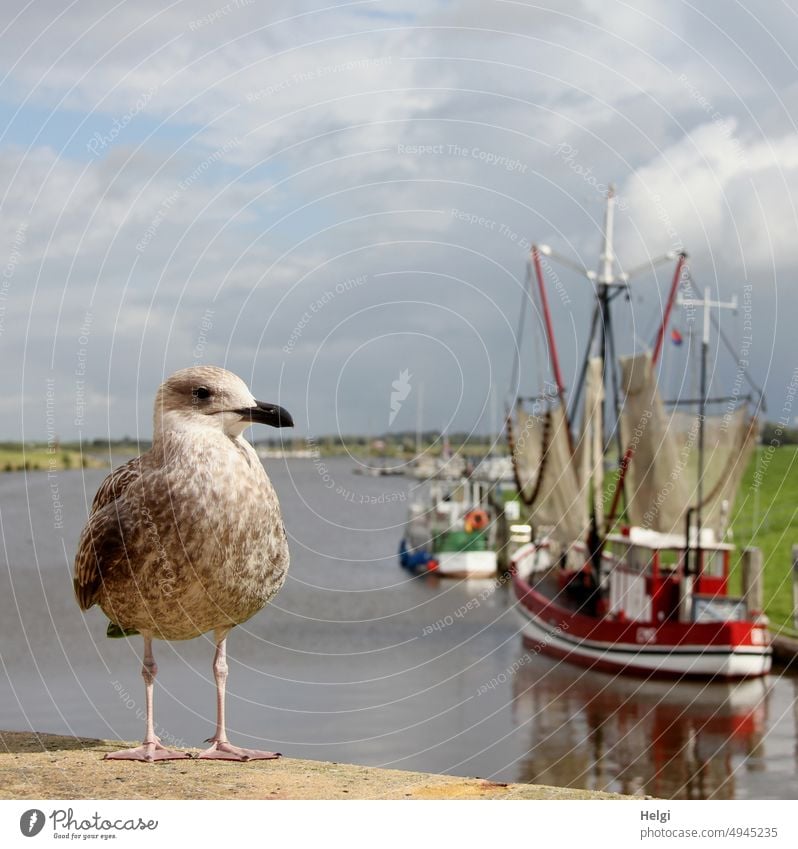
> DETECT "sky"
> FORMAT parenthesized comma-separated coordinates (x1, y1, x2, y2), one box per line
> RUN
(1, 0, 797, 441)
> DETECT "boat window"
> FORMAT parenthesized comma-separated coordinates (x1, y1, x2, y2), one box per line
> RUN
(627, 545, 653, 575)
(701, 549, 725, 577)
(692, 595, 747, 622)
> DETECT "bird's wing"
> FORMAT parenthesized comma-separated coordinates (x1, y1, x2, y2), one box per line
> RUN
(89, 456, 142, 515)
(73, 507, 128, 611)
(74, 457, 142, 611)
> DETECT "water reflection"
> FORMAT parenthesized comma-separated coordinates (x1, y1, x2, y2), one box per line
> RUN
(0, 460, 794, 798)
(511, 657, 770, 799)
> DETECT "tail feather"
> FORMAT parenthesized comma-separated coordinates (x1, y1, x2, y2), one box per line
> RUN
(106, 621, 140, 639)
(73, 577, 97, 611)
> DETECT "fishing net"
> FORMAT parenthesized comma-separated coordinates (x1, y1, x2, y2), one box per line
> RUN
(512, 403, 589, 544)
(576, 357, 605, 534)
(618, 352, 757, 537)
(510, 358, 605, 544)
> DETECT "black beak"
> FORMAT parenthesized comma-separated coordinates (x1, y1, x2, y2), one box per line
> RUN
(234, 400, 294, 428)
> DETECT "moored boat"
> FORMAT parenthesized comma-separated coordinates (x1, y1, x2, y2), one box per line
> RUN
(399, 477, 500, 578)
(507, 186, 770, 680)
(511, 531, 771, 679)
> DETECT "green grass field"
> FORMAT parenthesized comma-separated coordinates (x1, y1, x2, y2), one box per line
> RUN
(731, 445, 798, 632)
(0, 446, 103, 472)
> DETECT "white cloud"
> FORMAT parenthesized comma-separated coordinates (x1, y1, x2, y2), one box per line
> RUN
(621, 120, 798, 268)
(0, 1, 796, 437)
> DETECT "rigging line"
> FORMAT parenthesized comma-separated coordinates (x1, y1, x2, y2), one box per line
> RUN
(680, 267, 702, 399)
(567, 301, 601, 425)
(710, 311, 767, 413)
(642, 294, 664, 350)
(684, 267, 734, 405)
(531, 266, 547, 394)
(643, 281, 675, 351)
(688, 325, 700, 401)
(632, 281, 654, 350)
(512, 407, 553, 509)
(689, 415, 759, 513)
(603, 297, 625, 462)
(665, 394, 752, 406)
(632, 328, 650, 352)
(508, 261, 530, 402)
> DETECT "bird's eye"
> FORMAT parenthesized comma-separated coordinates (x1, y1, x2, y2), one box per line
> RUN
(194, 386, 211, 400)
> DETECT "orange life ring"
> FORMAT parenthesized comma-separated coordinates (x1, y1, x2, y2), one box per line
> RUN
(464, 509, 489, 533)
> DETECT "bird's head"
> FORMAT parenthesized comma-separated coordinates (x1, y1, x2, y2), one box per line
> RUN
(153, 366, 293, 440)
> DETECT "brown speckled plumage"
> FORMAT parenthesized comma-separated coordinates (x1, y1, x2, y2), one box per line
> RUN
(74, 367, 289, 640)
(74, 366, 293, 762)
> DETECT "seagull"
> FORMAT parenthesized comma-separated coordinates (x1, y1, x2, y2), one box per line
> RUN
(74, 366, 293, 762)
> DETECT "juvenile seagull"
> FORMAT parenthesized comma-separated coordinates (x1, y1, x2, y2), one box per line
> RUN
(74, 366, 293, 762)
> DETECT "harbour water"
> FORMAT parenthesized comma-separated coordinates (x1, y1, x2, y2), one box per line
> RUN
(0, 457, 796, 799)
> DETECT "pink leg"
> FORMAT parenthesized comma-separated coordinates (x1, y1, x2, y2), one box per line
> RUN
(105, 635, 191, 763)
(198, 629, 280, 762)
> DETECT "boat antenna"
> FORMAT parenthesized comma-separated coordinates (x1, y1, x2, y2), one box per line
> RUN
(675, 287, 738, 570)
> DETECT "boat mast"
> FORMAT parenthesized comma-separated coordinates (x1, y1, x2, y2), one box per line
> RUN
(530, 187, 625, 460)
(415, 383, 423, 458)
(522, 184, 680, 530)
(596, 185, 625, 461)
(599, 184, 616, 288)
(530, 244, 575, 454)
(606, 252, 686, 527)
(676, 287, 737, 566)
(531, 246, 567, 410)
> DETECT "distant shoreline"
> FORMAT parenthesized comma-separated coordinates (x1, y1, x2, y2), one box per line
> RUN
(0, 446, 106, 473)
(0, 437, 505, 471)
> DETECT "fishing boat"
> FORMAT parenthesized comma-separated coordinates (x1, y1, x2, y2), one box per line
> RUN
(507, 187, 771, 680)
(399, 477, 500, 577)
(408, 454, 467, 480)
(409, 432, 467, 480)
(352, 465, 405, 477)
(473, 454, 515, 484)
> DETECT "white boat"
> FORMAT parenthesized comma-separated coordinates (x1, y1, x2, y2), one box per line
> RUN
(409, 454, 467, 480)
(472, 455, 515, 483)
(399, 478, 499, 577)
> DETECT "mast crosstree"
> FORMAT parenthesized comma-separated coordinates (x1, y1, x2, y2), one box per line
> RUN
(524, 186, 680, 535)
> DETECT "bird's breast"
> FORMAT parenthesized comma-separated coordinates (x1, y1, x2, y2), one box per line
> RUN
(99, 443, 289, 638)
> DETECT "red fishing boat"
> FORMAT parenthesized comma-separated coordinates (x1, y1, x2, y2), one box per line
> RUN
(506, 187, 771, 680)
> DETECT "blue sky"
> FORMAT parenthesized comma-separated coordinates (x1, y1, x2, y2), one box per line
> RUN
(1, 0, 796, 440)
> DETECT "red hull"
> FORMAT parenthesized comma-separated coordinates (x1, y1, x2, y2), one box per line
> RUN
(512, 564, 771, 680)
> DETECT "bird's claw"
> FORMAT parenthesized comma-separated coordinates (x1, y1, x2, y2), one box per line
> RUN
(104, 741, 191, 762)
(197, 740, 281, 761)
